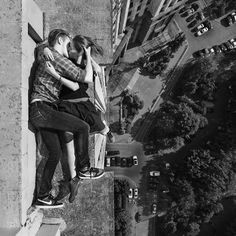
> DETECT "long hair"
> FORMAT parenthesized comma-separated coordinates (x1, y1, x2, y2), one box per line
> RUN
(72, 35, 104, 57)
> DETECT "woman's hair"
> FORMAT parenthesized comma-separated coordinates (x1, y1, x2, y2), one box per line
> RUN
(72, 35, 104, 57)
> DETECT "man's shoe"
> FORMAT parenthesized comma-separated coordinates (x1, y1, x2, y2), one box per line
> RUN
(78, 167, 105, 180)
(35, 195, 64, 209)
(69, 177, 81, 203)
(55, 180, 70, 201)
(107, 131, 115, 143)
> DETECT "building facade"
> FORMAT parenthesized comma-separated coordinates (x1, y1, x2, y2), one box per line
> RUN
(112, 0, 187, 62)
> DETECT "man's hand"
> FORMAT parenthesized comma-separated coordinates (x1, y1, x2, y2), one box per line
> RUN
(43, 47, 54, 61)
(45, 61, 60, 79)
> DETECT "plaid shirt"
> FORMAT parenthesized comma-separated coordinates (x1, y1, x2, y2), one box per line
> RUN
(31, 50, 85, 103)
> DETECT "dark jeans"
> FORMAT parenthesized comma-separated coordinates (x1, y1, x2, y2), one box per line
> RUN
(58, 100, 105, 133)
(29, 101, 90, 197)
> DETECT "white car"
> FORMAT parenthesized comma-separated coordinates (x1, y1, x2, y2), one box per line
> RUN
(150, 171, 160, 177)
(106, 157, 110, 167)
(231, 12, 236, 21)
(229, 38, 236, 48)
(152, 203, 157, 214)
(196, 27, 208, 36)
(133, 155, 138, 165)
(134, 188, 138, 199)
(128, 188, 133, 199)
(196, 23, 204, 30)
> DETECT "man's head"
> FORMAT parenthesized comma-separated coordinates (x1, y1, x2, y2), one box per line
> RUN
(48, 29, 71, 58)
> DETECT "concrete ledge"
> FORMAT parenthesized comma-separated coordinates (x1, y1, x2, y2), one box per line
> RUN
(16, 208, 43, 236)
(36, 224, 60, 236)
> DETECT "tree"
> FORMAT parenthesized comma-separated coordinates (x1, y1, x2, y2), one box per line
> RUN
(168, 33, 186, 54)
(115, 209, 132, 235)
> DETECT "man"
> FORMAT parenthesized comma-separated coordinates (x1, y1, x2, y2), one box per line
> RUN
(30, 29, 104, 208)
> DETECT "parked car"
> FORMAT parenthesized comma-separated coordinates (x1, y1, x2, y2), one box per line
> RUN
(196, 23, 205, 30)
(224, 42, 234, 50)
(219, 44, 228, 52)
(106, 150, 120, 156)
(165, 163, 170, 169)
(195, 11, 205, 21)
(186, 8, 196, 15)
(229, 38, 236, 48)
(121, 158, 127, 167)
(134, 188, 138, 199)
(110, 156, 116, 166)
(152, 203, 157, 214)
(150, 171, 161, 177)
(187, 20, 197, 28)
(212, 45, 222, 54)
(128, 188, 133, 199)
(195, 27, 208, 36)
(132, 155, 138, 165)
(192, 49, 204, 58)
(201, 48, 213, 57)
(226, 12, 236, 26)
(115, 156, 121, 166)
(106, 157, 111, 167)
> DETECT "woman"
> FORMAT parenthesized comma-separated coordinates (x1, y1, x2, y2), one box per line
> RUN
(45, 35, 110, 136)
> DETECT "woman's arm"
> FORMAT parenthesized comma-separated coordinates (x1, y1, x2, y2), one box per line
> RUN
(83, 47, 93, 83)
(45, 62, 79, 91)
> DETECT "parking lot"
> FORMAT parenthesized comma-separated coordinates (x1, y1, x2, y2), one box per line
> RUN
(175, 0, 236, 63)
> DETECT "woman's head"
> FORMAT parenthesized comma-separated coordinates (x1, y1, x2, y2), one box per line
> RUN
(69, 35, 103, 64)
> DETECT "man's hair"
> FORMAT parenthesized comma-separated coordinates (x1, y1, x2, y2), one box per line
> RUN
(48, 29, 71, 47)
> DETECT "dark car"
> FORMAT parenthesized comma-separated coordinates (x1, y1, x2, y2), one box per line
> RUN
(186, 14, 195, 22)
(192, 50, 204, 58)
(191, 3, 199, 10)
(110, 156, 116, 166)
(115, 156, 121, 166)
(224, 42, 233, 50)
(219, 44, 228, 52)
(121, 158, 127, 167)
(195, 11, 205, 21)
(106, 150, 120, 156)
(187, 20, 197, 28)
(212, 45, 222, 54)
(226, 12, 236, 26)
(126, 157, 133, 167)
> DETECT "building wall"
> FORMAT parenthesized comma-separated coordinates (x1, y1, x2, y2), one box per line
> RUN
(0, 0, 43, 230)
(35, 0, 113, 65)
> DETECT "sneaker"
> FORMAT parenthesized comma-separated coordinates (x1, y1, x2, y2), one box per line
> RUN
(107, 131, 115, 143)
(55, 180, 70, 201)
(78, 167, 105, 180)
(35, 195, 64, 209)
(69, 177, 81, 203)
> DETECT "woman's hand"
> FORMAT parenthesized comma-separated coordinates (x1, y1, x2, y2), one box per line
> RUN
(84, 47, 91, 59)
(45, 61, 60, 79)
(43, 47, 54, 61)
